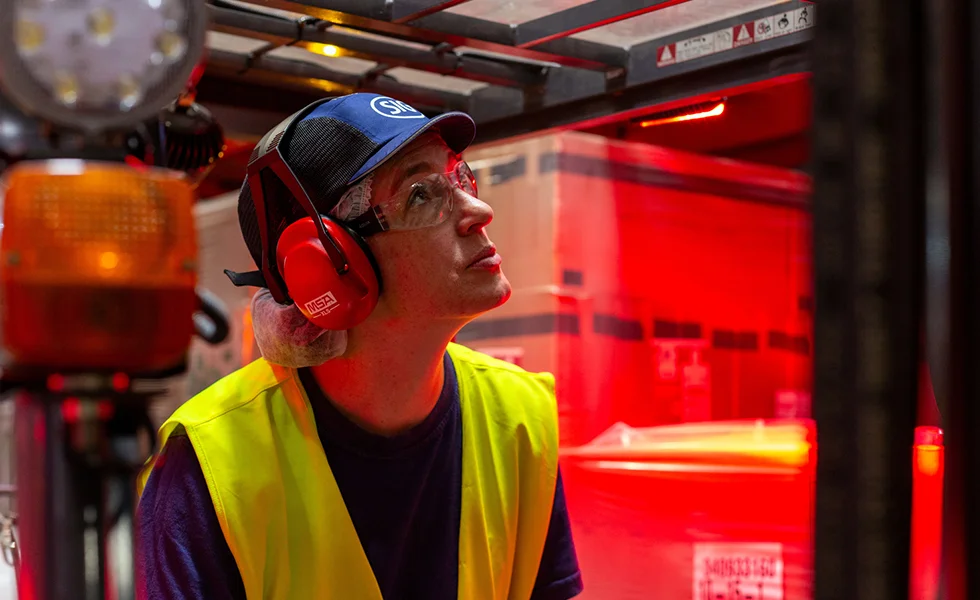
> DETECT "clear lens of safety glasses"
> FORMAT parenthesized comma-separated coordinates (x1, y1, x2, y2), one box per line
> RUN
(377, 161, 478, 232)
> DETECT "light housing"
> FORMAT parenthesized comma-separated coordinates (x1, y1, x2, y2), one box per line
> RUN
(0, 160, 199, 372)
(0, 0, 208, 132)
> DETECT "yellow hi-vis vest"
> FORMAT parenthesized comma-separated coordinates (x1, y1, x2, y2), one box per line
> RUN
(137, 342, 559, 600)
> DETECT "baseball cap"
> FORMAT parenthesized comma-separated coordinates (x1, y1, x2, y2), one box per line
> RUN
(233, 93, 476, 290)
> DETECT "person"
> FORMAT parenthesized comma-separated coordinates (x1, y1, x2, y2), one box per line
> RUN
(135, 92, 584, 600)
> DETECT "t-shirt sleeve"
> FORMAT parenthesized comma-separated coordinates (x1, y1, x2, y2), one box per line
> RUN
(136, 434, 247, 600)
(531, 467, 584, 600)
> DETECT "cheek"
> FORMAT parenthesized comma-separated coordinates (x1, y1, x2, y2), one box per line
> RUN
(369, 233, 459, 306)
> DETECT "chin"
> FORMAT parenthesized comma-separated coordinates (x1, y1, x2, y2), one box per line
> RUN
(458, 271, 512, 316)
(485, 271, 512, 309)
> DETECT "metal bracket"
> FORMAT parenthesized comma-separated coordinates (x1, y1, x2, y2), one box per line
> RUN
(358, 63, 394, 87)
(239, 15, 319, 75)
(430, 42, 463, 77)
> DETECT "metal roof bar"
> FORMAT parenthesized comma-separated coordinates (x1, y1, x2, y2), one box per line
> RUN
(390, 0, 477, 23)
(229, 0, 621, 69)
(408, 10, 631, 66)
(206, 47, 473, 110)
(248, 0, 475, 22)
(514, 0, 689, 48)
(208, 4, 548, 87)
(198, 75, 329, 116)
(465, 0, 814, 138)
(199, 0, 816, 141)
(472, 48, 809, 145)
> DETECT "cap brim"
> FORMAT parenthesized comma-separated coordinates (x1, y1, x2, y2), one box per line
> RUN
(347, 111, 476, 184)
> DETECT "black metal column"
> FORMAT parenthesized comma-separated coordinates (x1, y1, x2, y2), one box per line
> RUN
(937, 0, 980, 592)
(810, 0, 925, 598)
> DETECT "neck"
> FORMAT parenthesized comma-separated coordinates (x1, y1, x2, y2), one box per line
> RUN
(309, 317, 459, 436)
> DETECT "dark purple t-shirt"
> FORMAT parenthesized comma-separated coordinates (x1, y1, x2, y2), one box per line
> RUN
(137, 352, 583, 599)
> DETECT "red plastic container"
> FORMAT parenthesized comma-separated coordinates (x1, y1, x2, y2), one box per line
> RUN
(559, 420, 943, 600)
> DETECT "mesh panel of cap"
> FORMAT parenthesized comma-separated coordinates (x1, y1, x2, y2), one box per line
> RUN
(238, 117, 378, 275)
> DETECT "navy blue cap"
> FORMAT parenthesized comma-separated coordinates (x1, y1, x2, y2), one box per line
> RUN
(302, 93, 476, 183)
(234, 93, 477, 292)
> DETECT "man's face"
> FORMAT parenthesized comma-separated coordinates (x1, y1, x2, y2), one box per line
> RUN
(362, 133, 512, 324)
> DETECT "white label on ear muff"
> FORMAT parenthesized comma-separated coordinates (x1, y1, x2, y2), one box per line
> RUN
(305, 290, 340, 318)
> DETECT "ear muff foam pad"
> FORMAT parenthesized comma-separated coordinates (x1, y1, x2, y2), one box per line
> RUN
(276, 217, 380, 330)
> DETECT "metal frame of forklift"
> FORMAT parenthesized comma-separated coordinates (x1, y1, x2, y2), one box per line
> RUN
(189, 0, 979, 598)
(198, 0, 814, 144)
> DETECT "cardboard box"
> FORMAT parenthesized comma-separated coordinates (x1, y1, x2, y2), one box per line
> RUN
(460, 131, 812, 446)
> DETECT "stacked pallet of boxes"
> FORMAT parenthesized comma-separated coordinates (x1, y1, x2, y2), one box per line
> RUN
(460, 131, 812, 446)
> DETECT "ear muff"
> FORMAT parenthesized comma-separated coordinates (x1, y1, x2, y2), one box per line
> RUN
(276, 216, 380, 330)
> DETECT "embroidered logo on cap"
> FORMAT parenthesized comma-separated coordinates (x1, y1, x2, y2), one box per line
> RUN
(370, 96, 424, 119)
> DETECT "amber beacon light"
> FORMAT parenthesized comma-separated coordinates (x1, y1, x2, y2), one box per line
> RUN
(0, 161, 199, 372)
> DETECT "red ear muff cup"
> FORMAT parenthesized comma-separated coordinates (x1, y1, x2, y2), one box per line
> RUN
(276, 217, 380, 330)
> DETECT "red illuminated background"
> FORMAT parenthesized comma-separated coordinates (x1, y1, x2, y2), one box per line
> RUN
(194, 74, 938, 600)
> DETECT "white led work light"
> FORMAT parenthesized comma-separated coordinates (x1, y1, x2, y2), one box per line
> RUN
(0, 0, 208, 132)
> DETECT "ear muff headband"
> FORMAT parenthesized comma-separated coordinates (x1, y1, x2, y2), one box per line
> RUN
(247, 99, 353, 305)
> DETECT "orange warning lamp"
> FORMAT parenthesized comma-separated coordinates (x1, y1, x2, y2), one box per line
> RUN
(0, 160, 199, 372)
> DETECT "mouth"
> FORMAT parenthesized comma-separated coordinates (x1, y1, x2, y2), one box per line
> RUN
(467, 245, 502, 270)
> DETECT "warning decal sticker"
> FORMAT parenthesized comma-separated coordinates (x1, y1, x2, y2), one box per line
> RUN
(733, 22, 754, 47)
(755, 16, 775, 41)
(794, 5, 814, 31)
(677, 34, 715, 62)
(693, 542, 784, 600)
(658, 5, 814, 69)
(773, 10, 793, 36)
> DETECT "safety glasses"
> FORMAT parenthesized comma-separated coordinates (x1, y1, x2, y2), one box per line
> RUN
(346, 161, 478, 237)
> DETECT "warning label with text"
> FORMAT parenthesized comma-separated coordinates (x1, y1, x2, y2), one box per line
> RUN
(693, 542, 784, 600)
(657, 5, 814, 69)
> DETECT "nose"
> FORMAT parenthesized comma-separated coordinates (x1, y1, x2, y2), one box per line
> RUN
(455, 189, 493, 236)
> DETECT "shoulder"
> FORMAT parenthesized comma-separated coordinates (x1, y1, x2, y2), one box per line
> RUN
(139, 359, 297, 497)
(168, 358, 296, 428)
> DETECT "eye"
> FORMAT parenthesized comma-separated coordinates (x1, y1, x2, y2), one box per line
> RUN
(407, 183, 432, 208)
